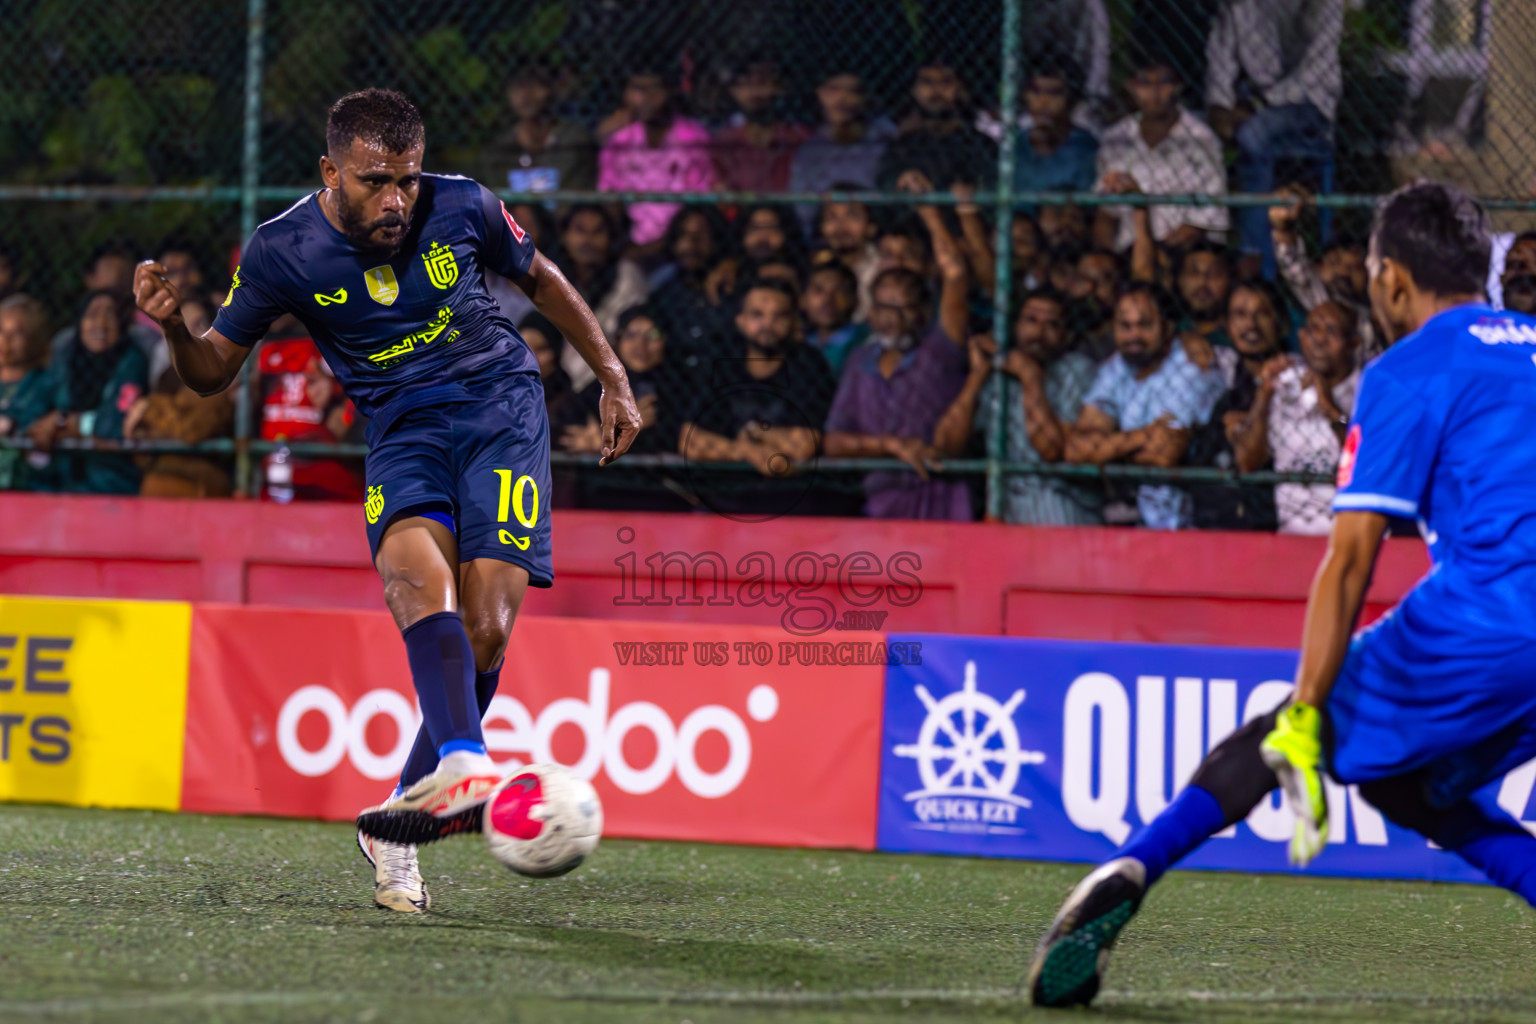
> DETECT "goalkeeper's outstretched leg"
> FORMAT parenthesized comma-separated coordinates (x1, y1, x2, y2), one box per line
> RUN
(1030, 703, 1536, 1008)
(1029, 707, 1282, 1007)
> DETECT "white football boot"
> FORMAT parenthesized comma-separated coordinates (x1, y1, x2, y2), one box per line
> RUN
(357, 829, 430, 913)
(355, 750, 504, 846)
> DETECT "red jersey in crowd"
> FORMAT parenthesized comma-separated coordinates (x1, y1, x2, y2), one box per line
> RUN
(258, 337, 363, 502)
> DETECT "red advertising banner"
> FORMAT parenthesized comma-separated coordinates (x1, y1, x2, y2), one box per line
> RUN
(182, 606, 884, 849)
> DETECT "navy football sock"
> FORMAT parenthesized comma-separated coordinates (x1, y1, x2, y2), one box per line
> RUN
(476, 659, 504, 712)
(1117, 784, 1227, 887)
(397, 656, 505, 790)
(398, 729, 437, 791)
(400, 611, 484, 761)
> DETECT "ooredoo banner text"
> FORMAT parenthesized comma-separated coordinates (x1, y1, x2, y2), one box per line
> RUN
(182, 605, 884, 849)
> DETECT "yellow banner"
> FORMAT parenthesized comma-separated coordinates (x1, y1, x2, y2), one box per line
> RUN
(0, 596, 191, 811)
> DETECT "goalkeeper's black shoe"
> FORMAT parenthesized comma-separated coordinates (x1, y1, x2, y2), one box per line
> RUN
(1028, 857, 1146, 1008)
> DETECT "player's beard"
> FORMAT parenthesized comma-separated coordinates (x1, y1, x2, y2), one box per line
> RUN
(335, 188, 412, 258)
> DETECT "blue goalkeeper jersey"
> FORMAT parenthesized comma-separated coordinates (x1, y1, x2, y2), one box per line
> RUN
(212, 173, 540, 426)
(1334, 303, 1536, 610)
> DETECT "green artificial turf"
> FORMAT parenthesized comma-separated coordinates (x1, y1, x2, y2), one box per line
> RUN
(0, 804, 1532, 1022)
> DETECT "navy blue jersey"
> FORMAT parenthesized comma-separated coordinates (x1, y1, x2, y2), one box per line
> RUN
(212, 174, 539, 421)
(1335, 303, 1536, 592)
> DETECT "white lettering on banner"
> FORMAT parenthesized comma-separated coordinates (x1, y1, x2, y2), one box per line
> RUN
(483, 670, 758, 797)
(277, 686, 417, 780)
(1133, 676, 1208, 825)
(1061, 672, 1132, 843)
(891, 661, 1047, 835)
(275, 670, 774, 798)
(1497, 760, 1536, 837)
(1208, 679, 1239, 838)
(1063, 673, 1390, 847)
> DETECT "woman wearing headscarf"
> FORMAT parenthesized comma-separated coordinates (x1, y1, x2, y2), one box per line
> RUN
(27, 290, 149, 494)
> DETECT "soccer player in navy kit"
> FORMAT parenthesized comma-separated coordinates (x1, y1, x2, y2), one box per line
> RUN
(1030, 182, 1536, 1006)
(133, 89, 640, 913)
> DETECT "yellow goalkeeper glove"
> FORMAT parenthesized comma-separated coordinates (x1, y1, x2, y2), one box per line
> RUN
(1260, 701, 1329, 867)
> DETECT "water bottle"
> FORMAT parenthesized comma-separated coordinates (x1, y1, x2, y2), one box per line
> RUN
(267, 442, 294, 504)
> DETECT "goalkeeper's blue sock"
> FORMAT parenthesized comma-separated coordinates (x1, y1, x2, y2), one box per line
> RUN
(398, 657, 504, 790)
(401, 611, 484, 762)
(1439, 804, 1536, 907)
(1117, 784, 1227, 887)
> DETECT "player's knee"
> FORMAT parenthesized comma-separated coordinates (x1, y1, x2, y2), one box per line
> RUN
(381, 574, 453, 627)
(463, 609, 512, 671)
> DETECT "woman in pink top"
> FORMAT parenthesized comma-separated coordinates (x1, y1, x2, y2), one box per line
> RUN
(598, 68, 719, 251)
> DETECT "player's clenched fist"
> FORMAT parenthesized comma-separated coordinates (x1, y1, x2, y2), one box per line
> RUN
(134, 260, 182, 325)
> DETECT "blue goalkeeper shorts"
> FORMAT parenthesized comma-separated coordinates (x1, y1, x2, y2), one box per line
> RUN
(361, 371, 553, 587)
(1326, 569, 1536, 804)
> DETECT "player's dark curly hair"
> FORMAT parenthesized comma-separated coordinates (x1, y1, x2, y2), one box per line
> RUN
(1372, 180, 1490, 297)
(326, 88, 424, 157)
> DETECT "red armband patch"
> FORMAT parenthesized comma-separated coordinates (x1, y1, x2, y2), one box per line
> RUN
(1336, 423, 1361, 487)
(500, 201, 526, 244)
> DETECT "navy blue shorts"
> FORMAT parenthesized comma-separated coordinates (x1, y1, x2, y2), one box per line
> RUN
(362, 372, 553, 587)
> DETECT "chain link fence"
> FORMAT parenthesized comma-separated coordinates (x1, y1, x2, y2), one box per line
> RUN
(2, 0, 1535, 531)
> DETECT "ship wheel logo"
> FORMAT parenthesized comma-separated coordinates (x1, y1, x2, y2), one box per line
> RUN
(893, 660, 1046, 807)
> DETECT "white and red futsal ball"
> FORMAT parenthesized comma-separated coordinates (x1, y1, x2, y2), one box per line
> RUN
(482, 764, 603, 877)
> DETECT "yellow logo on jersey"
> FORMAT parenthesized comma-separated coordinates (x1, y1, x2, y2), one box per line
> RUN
(422, 242, 458, 290)
(223, 267, 241, 307)
(367, 306, 457, 367)
(498, 529, 531, 550)
(365, 485, 385, 524)
(315, 288, 347, 306)
(364, 265, 400, 306)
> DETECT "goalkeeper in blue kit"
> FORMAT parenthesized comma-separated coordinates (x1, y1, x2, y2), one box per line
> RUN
(1031, 181, 1536, 1007)
(133, 90, 639, 913)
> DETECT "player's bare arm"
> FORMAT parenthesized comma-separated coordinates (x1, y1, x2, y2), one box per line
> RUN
(516, 252, 640, 466)
(133, 261, 250, 396)
(1293, 510, 1389, 707)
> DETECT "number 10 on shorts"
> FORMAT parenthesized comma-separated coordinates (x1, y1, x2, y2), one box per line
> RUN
(494, 470, 538, 550)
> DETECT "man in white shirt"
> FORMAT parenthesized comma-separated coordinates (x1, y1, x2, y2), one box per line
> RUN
(1269, 301, 1358, 534)
(1207, 0, 1344, 277)
(1095, 52, 1228, 255)
(1227, 300, 1359, 535)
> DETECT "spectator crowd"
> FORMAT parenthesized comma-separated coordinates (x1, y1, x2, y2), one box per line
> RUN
(3, 2, 1530, 536)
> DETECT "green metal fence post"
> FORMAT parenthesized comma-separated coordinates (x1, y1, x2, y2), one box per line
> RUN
(235, 0, 267, 498)
(987, 0, 1022, 521)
